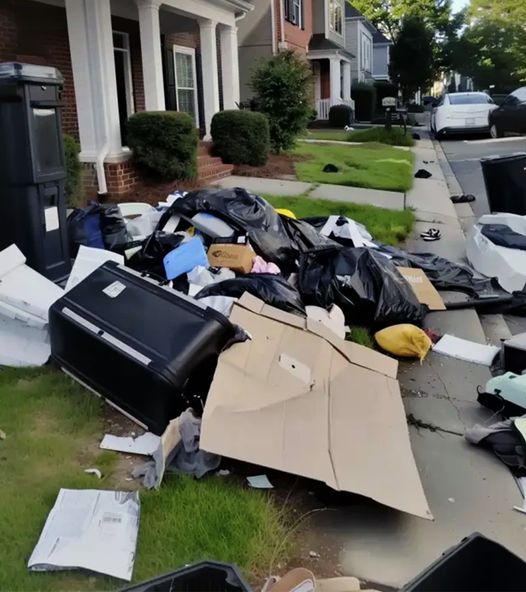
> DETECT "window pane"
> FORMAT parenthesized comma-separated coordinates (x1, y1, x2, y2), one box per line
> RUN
(177, 89, 195, 119)
(335, 3, 342, 33)
(449, 93, 492, 105)
(329, 0, 334, 30)
(113, 32, 125, 49)
(175, 53, 194, 88)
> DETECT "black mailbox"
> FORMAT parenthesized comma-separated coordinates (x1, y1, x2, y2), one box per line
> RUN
(0, 62, 70, 281)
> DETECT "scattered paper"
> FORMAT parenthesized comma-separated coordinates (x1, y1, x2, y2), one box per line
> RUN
(0, 314, 50, 367)
(28, 489, 140, 581)
(247, 475, 274, 489)
(100, 432, 160, 456)
(320, 216, 375, 248)
(66, 246, 124, 292)
(84, 468, 102, 479)
(433, 334, 499, 366)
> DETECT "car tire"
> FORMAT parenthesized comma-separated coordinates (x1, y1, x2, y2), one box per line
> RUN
(490, 123, 502, 139)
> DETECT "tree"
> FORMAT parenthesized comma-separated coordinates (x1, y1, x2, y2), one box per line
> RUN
(389, 16, 436, 100)
(470, 0, 526, 25)
(251, 51, 312, 153)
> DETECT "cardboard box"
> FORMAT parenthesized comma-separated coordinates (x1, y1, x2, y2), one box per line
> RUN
(207, 244, 254, 274)
(201, 293, 432, 519)
(398, 267, 446, 311)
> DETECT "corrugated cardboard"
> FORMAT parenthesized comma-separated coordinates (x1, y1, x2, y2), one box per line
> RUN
(207, 244, 254, 274)
(201, 293, 432, 519)
(398, 267, 446, 311)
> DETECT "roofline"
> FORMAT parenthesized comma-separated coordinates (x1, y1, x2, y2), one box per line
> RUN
(224, 0, 254, 13)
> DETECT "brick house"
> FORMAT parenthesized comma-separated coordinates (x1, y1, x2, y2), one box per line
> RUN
(238, 0, 354, 120)
(0, 0, 252, 197)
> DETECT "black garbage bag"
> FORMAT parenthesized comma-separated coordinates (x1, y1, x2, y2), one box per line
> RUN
(127, 231, 184, 279)
(298, 246, 426, 326)
(195, 274, 306, 316)
(67, 201, 105, 257)
(100, 204, 131, 252)
(163, 188, 299, 272)
(280, 216, 337, 252)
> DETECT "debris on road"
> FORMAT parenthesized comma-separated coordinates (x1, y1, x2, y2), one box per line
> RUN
(247, 475, 274, 489)
(83, 468, 102, 479)
(433, 334, 499, 366)
(100, 432, 160, 456)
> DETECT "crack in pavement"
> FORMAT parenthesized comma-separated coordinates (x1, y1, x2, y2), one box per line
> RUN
(406, 413, 463, 437)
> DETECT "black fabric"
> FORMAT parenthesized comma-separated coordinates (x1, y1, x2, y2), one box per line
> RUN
(67, 202, 105, 257)
(195, 274, 306, 317)
(126, 231, 184, 279)
(281, 216, 336, 252)
(478, 390, 526, 419)
(481, 429, 526, 474)
(100, 205, 130, 252)
(298, 246, 426, 326)
(415, 168, 432, 178)
(481, 224, 526, 251)
(323, 164, 339, 172)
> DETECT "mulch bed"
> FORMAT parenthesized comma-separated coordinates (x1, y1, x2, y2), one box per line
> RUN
(111, 176, 201, 206)
(233, 153, 305, 179)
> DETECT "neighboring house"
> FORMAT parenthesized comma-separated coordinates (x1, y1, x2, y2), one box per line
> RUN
(372, 29, 391, 82)
(345, 3, 376, 83)
(237, 0, 353, 120)
(0, 0, 252, 196)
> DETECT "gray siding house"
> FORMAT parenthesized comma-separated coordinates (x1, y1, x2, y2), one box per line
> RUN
(372, 29, 392, 81)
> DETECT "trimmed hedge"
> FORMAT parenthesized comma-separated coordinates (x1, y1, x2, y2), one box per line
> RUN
(63, 134, 81, 207)
(374, 80, 398, 112)
(127, 111, 198, 180)
(211, 110, 270, 166)
(329, 104, 354, 127)
(351, 82, 377, 122)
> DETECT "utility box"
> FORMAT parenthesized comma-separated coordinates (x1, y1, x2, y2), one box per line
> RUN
(482, 153, 526, 215)
(0, 62, 70, 281)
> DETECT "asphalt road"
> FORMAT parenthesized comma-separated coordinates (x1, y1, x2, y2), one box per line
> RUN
(440, 135, 526, 218)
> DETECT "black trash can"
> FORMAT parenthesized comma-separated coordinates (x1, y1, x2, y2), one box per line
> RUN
(0, 62, 70, 282)
(402, 532, 526, 591)
(482, 153, 526, 215)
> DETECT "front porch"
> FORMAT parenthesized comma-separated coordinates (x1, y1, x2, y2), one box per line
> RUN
(308, 51, 354, 121)
(64, 0, 248, 194)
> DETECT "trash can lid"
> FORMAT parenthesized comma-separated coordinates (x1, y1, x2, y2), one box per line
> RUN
(481, 153, 526, 163)
(0, 62, 63, 84)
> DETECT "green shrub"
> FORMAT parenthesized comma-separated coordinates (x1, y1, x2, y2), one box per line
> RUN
(127, 111, 198, 180)
(373, 80, 398, 111)
(346, 127, 415, 146)
(63, 134, 81, 207)
(351, 82, 377, 121)
(211, 110, 270, 166)
(251, 50, 312, 153)
(329, 104, 354, 127)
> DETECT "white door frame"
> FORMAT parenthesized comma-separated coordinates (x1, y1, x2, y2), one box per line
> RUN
(173, 44, 200, 127)
(113, 30, 135, 117)
(313, 61, 321, 102)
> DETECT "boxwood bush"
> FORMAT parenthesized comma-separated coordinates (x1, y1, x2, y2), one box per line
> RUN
(351, 82, 377, 122)
(211, 110, 270, 166)
(329, 104, 354, 127)
(127, 111, 198, 180)
(63, 134, 81, 206)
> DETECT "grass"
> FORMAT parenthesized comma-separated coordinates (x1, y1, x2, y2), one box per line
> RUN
(265, 194, 415, 245)
(0, 367, 287, 591)
(346, 127, 415, 147)
(347, 326, 374, 348)
(293, 142, 414, 192)
(302, 129, 349, 141)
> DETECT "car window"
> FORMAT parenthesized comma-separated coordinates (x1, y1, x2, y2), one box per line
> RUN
(502, 93, 520, 107)
(448, 94, 493, 105)
(436, 95, 445, 107)
(514, 87, 526, 103)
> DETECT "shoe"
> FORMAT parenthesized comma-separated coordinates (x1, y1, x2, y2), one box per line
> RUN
(420, 228, 441, 241)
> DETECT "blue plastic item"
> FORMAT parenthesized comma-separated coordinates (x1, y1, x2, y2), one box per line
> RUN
(163, 237, 207, 280)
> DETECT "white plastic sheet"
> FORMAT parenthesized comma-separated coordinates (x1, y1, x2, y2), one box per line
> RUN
(66, 246, 124, 292)
(433, 334, 499, 366)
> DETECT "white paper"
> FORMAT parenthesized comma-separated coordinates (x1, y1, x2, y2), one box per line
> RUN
(0, 314, 50, 366)
(28, 489, 140, 581)
(247, 475, 274, 489)
(44, 207, 59, 232)
(103, 281, 126, 298)
(320, 216, 376, 248)
(100, 432, 160, 456)
(66, 246, 124, 292)
(433, 334, 500, 366)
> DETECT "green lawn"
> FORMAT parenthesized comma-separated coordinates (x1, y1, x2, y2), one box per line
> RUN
(293, 142, 414, 192)
(265, 194, 415, 245)
(346, 127, 415, 147)
(302, 129, 349, 141)
(0, 368, 286, 591)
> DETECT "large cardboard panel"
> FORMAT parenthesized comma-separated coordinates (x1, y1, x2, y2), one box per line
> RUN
(398, 267, 446, 311)
(201, 298, 432, 519)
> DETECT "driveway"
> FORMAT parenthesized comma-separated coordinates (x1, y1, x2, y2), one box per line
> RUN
(440, 136, 526, 218)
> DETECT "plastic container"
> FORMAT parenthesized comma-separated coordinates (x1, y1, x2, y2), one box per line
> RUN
(482, 153, 526, 215)
(120, 561, 252, 592)
(402, 532, 526, 591)
(163, 237, 208, 280)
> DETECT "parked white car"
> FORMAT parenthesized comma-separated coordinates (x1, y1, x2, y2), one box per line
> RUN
(431, 92, 497, 138)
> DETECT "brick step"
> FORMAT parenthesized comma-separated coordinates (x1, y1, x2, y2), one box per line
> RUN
(197, 154, 224, 168)
(197, 141, 213, 156)
(198, 164, 233, 185)
(198, 162, 233, 177)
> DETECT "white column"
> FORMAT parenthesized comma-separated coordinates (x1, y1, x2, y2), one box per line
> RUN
(342, 61, 351, 101)
(199, 18, 220, 138)
(219, 24, 240, 110)
(329, 57, 342, 104)
(65, 0, 122, 158)
(136, 0, 165, 111)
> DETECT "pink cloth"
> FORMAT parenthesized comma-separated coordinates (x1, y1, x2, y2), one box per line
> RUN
(251, 255, 280, 275)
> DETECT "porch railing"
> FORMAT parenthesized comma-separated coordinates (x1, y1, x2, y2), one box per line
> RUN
(315, 98, 355, 120)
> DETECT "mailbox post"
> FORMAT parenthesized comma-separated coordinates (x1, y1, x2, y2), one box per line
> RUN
(382, 96, 397, 130)
(0, 62, 70, 282)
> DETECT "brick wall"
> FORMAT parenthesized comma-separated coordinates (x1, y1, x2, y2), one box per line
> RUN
(81, 159, 139, 199)
(273, 0, 313, 55)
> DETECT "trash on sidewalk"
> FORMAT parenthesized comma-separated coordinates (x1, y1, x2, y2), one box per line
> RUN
(305, 304, 346, 340)
(65, 245, 124, 292)
(415, 169, 432, 179)
(49, 261, 236, 435)
(208, 243, 255, 274)
(450, 194, 475, 204)
(201, 293, 432, 519)
(298, 247, 426, 326)
(247, 475, 274, 489)
(100, 432, 161, 456)
(478, 373, 526, 417)
(397, 267, 446, 311)
(466, 214, 526, 293)
(319, 215, 375, 248)
(433, 334, 499, 366)
(187, 265, 236, 316)
(163, 237, 208, 280)
(28, 488, 140, 581)
(401, 532, 526, 592)
(190, 212, 236, 238)
(420, 228, 441, 242)
(502, 332, 526, 374)
(251, 255, 280, 275)
(120, 560, 251, 592)
(84, 468, 102, 479)
(375, 324, 432, 361)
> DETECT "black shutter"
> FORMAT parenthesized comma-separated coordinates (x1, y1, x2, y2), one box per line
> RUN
(161, 35, 177, 111)
(195, 51, 206, 139)
(300, 0, 304, 29)
(284, 0, 289, 21)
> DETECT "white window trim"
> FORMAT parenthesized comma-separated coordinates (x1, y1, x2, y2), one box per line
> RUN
(173, 44, 200, 127)
(293, 0, 302, 28)
(113, 30, 135, 118)
(328, 0, 344, 37)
